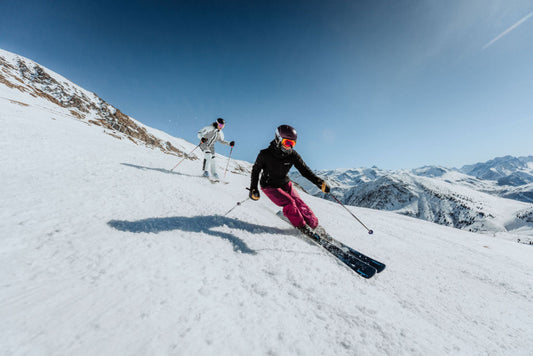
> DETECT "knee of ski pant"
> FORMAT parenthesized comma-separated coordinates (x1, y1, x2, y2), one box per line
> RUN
(275, 194, 297, 208)
(282, 207, 306, 227)
(282, 200, 301, 215)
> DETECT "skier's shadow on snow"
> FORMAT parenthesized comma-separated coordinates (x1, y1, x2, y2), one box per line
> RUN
(120, 163, 199, 178)
(108, 215, 290, 255)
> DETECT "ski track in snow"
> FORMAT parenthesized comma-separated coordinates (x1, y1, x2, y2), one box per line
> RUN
(1, 80, 533, 355)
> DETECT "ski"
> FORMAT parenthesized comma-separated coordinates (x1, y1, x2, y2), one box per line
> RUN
(276, 211, 385, 278)
(319, 240, 377, 278)
(327, 237, 386, 273)
(313, 226, 386, 273)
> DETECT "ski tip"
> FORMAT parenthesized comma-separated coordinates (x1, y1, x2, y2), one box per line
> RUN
(368, 229, 374, 235)
(358, 266, 377, 279)
(372, 261, 386, 273)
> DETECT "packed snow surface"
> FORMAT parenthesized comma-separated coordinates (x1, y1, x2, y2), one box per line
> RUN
(1, 62, 533, 355)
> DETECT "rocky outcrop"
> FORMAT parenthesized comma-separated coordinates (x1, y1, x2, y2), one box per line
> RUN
(1, 54, 188, 158)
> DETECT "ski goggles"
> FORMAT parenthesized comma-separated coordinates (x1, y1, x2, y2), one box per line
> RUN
(281, 138, 296, 149)
(217, 122, 225, 129)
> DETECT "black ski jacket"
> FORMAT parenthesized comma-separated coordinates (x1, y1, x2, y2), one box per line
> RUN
(250, 140, 322, 189)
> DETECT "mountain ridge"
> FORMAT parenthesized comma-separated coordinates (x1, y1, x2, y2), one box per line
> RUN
(291, 159, 533, 236)
(0, 48, 189, 157)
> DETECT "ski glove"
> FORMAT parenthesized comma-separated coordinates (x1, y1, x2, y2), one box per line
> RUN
(249, 188, 260, 201)
(201, 137, 208, 143)
(317, 179, 331, 193)
(230, 141, 235, 147)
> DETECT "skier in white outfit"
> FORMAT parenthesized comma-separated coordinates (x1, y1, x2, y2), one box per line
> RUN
(197, 118, 235, 180)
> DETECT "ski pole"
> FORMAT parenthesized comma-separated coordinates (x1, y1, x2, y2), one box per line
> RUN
(223, 146, 234, 181)
(328, 193, 374, 235)
(224, 197, 250, 216)
(170, 143, 201, 172)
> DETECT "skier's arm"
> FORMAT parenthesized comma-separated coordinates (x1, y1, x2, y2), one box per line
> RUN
(250, 152, 264, 191)
(293, 152, 329, 192)
(197, 126, 211, 141)
(217, 131, 231, 146)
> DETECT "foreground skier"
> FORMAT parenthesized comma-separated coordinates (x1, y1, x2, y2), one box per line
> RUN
(246, 124, 386, 278)
(197, 118, 234, 180)
(248, 125, 330, 236)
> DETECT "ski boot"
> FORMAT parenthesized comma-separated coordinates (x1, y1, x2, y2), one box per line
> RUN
(298, 224, 319, 241)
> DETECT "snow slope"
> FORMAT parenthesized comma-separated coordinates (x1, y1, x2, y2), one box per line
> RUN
(2, 52, 533, 355)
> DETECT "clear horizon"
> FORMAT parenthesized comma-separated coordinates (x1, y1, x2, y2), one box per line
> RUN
(1, 0, 532, 170)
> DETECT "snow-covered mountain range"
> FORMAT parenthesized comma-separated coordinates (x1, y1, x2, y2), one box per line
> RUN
(2, 48, 533, 355)
(291, 161, 533, 236)
(460, 155, 533, 183)
(460, 156, 533, 203)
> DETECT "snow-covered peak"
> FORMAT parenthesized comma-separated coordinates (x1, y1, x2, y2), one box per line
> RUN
(460, 155, 533, 182)
(312, 167, 389, 186)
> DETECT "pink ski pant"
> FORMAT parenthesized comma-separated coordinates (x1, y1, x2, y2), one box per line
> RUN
(261, 181, 318, 229)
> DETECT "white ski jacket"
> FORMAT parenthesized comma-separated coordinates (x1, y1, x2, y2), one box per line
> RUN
(197, 124, 231, 153)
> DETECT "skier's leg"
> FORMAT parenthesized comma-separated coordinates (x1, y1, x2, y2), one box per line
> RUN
(262, 186, 305, 227)
(209, 154, 218, 178)
(285, 182, 319, 229)
(204, 145, 218, 178)
(203, 150, 211, 177)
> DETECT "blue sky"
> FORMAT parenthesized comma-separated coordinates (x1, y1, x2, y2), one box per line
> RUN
(1, 0, 532, 170)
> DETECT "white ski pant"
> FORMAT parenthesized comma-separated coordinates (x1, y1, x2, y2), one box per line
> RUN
(202, 150, 217, 176)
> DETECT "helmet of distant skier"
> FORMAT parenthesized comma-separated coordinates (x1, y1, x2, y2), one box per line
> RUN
(215, 117, 225, 129)
(275, 124, 297, 150)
